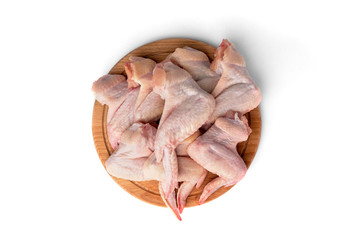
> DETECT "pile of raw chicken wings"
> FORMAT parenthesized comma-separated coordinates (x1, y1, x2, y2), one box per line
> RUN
(92, 39, 261, 220)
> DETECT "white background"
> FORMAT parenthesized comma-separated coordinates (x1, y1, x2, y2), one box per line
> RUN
(1, 0, 359, 239)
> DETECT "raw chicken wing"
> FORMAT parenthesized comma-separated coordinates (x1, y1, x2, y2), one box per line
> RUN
(204, 39, 261, 127)
(188, 112, 251, 204)
(152, 61, 215, 198)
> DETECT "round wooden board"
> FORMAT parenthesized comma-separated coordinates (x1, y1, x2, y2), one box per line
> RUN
(92, 38, 261, 208)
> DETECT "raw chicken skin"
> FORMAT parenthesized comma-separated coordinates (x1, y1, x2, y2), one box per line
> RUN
(204, 39, 261, 127)
(106, 155, 206, 220)
(105, 122, 156, 180)
(114, 122, 156, 158)
(152, 61, 215, 198)
(107, 87, 140, 150)
(92, 74, 141, 150)
(175, 130, 207, 213)
(91, 74, 130, 123)
(124, 56, 165, 123)
(133, 91, 164, 123)
(175, 130, 201, 156)
(188, 112, 251, 204)
(105, 122, 206, 221)
(168, 47, 220, 93)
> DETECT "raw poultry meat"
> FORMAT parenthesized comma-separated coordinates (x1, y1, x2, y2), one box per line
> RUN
(106, 87, 139, 150)
(160, 156, 207, 219)
(91, 74, 129, 123)
(125, 56, 156, 108)
(113, 122, 156, 158)
(152, 60, 215, 198)
(174, 131, 207, 213)
(134, 91, 164, 123)
(105, 122, 157, 179)
(211, 40, 248, 97)
(92, 74, 140, 150)
(176, 130, 201, 156)
(167, 47, 220, 93)
(92, 39, 262, 221)
(107, 155, 206, 220)
(105, 122, 207, 221)
(124, 57, 165, 122)
(204, 39, 261, 128)
(188, 112, 251, 204)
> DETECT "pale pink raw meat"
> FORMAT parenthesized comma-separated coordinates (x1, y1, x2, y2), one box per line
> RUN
(152, 60, 215, 198)
(113, 122, 156, 158)
(91, 74, 130, 123)
(175, 130, 207, 213)
(92, 74, 140, 150)
(105, 122, 206, 220)
(107, 87, 139, 150)
(124, 56, 165, 123)
(167, 47, 220, 93)
(106, 155, 206, 220)
(204, 39, 261, 128)
(188, 112, 251, 204)
(175, 130, 201, 156)
(105, 122, 157, 181)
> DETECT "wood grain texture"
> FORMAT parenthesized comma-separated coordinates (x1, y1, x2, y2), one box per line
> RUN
(92, 38, 261, 208)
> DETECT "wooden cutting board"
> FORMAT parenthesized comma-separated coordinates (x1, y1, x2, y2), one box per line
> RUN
(92, 38, 261, 208)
